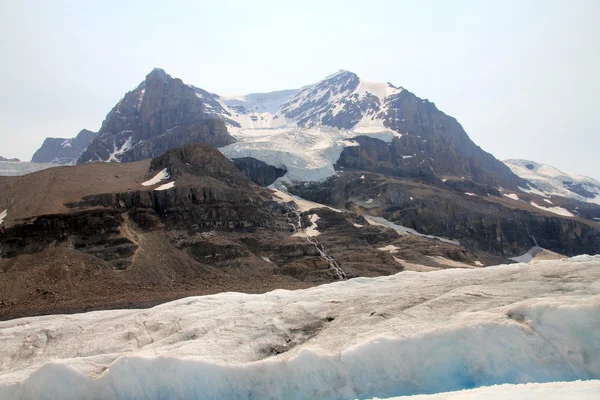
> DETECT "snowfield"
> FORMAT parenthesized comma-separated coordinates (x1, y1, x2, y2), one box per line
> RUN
(504, 159, 600, 204)
(1, 255, 599, 399)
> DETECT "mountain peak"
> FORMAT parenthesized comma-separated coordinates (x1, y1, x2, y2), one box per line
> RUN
(146, 67, 170, 82)
(323, 69, 358, 80)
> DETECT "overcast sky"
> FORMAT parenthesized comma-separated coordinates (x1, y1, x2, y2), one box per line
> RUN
(1, 0, 598, 178)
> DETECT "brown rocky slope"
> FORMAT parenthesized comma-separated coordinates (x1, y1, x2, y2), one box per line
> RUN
(0, 144, 480, 320)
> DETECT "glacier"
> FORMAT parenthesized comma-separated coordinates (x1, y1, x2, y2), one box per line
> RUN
(0, 255, 599, 399)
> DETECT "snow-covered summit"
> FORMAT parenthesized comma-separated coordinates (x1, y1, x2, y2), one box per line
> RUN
(504, 159, 600, 204)
(213, 71, 406, 182)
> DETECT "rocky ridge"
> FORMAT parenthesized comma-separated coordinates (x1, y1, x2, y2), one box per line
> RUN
(1, 144, 483, 319)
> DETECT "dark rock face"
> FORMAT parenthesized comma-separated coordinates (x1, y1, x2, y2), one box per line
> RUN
(77, 69, 235, 164)
(380, 89, 522, 188)
(275, 70, 523, 188)
(290, 173, 600, 257)
(0, 209, 135, 270)
(31, 129, 96, 164)
(232, 157, 287, 186)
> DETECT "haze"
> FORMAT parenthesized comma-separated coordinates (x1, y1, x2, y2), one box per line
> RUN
(1, 0, 598, 179)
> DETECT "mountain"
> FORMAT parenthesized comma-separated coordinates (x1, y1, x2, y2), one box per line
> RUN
(0, 157, 20, 162)
(217, 70, 523, 188)
(504, 159, 600, 204)
(77, 68, 235, 164)
(31, 129, 96, 164)
(74, 68, 521, 189)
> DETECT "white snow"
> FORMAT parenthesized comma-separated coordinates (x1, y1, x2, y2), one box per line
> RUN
(518, 185, 548, 198)
(544, 198, 554, 204)
(0, 209, 7, 226)
(505, 159, 600, 205)
(503, 193, 519, 201)
(261, 256, 272, 263)
(60, 139, 72, 148)
(530, 202, 574, 217)
(107, 134, 132, 162)
(1, 255, 599, 399)
(365, 198, 374, 204)
(464, 192, 476, 197)
(365, 215, 460, 245)
(373, 379, 600, 400)
(360, 175, 365, 180)
(154, 181, 175, 191)
(142, 168, 170, 186)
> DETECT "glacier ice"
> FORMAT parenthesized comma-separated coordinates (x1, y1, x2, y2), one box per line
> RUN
(0, 256, 599, 399)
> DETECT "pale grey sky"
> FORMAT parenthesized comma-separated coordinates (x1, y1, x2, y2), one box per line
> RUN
(1, 0, 598, 179)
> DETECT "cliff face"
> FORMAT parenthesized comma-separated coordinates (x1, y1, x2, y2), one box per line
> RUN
(77, 69, 235, 164)
(290, 173, 600, 258)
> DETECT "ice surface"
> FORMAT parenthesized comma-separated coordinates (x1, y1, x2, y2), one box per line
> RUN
(141, 168, 170, 186)
(1, 256, 599, 399)
(373, 379, 600, 400)
(220, 125, 401, 183)
(0, 209, 6, 225)
(154, 181, 175, 191)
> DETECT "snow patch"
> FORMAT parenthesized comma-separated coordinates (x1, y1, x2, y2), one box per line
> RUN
(502, 193, 519, 201)
(530, 202, 574, 217)
(107, 134, 132, 162)
(0, 209, 7, 225)
(142, 168, 170, 186)
(464, 192, 476, 197)
(365, 215, 460, 246)
(365, 198, 374, 204)
(292, 214, 320, 237)
(154, 181, 175, 191)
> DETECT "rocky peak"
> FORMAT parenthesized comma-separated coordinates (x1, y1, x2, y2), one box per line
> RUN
(147, 67, 169, 82)
(77, 70, 235, 164)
